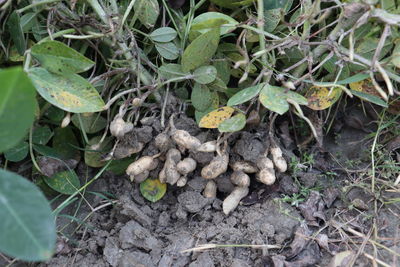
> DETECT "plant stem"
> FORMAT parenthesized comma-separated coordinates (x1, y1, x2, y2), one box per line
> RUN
(257, 0, 268, 79)
(17, 0, 61, 13)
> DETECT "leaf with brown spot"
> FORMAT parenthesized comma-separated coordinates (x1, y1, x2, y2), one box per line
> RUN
(199, 106, 235, 128)
(306, 86, 342, 110)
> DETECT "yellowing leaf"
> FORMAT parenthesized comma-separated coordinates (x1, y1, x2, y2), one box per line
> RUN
(306, 86, 342, 110)
(140, 178, 167, 202)
(349, 78, 381, 97)
(199, 106, 234, 128)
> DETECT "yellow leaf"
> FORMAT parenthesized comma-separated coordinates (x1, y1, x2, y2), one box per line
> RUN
(140, 178, 167, 202)
(306, 86, 342, 111)
(199, 106, 235, 128)
(349, 78, 381, 97)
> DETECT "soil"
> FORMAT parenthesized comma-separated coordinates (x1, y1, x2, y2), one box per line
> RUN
(2, 105, 399, 267)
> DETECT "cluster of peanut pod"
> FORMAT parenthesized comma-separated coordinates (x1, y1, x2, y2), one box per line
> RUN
(120, 116, 288, 215)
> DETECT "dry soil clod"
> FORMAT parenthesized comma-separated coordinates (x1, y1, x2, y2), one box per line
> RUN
(230, 171, 250, 187)
(203, 180, 217, 198)
(155, 132, 172, 152)
(223, 186, 249, 215)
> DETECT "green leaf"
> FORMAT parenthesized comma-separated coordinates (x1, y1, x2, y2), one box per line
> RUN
(182, 28, 220, 72)
(31, 40, 94, 74)
(0, 67, 36, 153)
(32, 126, 53, 145)
(155, 42, 179, 60)
(264, 0, 290, 10)
(84, 136, 113, 168)
(33, 144, 65, 159)
(20, 12, 38, 33)
(264, 9, 281, 32)
(0, 169, 56, 261)
(208, 77, 228, 92)
(218, 113, 246, 132)
(134, 0, 159, 28)
(44, 105, 65, 122)
(209, 0, 254, 8)
(158, 64, 190, 80)
(350, 90, 388, 108)
(391, 40, 400, 68)
(259, 85, 289, 115)
(7, 11, 25, 55)
(71, 113, 107, 134)
(52, 127, 80, 160)
(335, 73, 370, 85)
(213, 57, 231, 84)
(4, 141, 29, 162)
(28, 67, 105, 113)
(106, 157, 135, 175)
(149, 27, 177, 42)
(287, 91, 308, 105)
(44, 170, 81, 195)
(192, 65, 217, 84)
(191, 83, 212, 112)
(140, 178, 167, 202)
(191, 12, 239, 36)
(227, 84, 263, 106)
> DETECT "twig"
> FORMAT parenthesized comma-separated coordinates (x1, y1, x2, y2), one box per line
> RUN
(102, 85, 155, 110)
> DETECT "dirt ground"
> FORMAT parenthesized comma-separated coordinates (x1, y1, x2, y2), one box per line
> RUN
(2, 103, 399, 267)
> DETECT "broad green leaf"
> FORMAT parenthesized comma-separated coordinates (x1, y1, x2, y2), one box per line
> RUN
(149, 27, 177, 42)
(0, 169, 56, 261)
(259, 85, 289, 115)
(140, 178, 167, 202)
(336, 73, 370, 85)
(84, 136, 113, 168)
(199, 106, 235, 128)
(4, 141, 29, 162)
(192, 65, 217, 84)
(264, 9, 281, 32)
(32, 126, 53, 145)
(210, 0, 254, 8)
(356, 38, 392, 61)
(182, 28, 220, 72)
(391, 40, 400, 68)
(44, 170, 81, 195)
(134, 0, 159, 28)
(106, 157, 135, 175)
(52, 127, 80, 160)
(306, 86, 342, 110)
(71, 113, 107, 134)
(44, 105, 65, 122)
(227, 84, 262, 106)
(218, 113, 246, 132)
(208, 77, 228, 92)
(213, 57, 230, 84)
(191, 12, 239, 36)
(191, 83, 213, 111)
(28, 67, 105, 113)
(264, 0, 290, 10)
(7, 11, 25, 55)
(20, 12, 38, 33)
(31, 40, 94, 74)
(350, 90, 388, 108)
(158, 64, 190, 80)
(287, 91, 308, 105)
(0, 67, 36, 153)
(175, 87, 189, 100)
(33, 144, 64, 159)
(155, 42, 179, 60)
